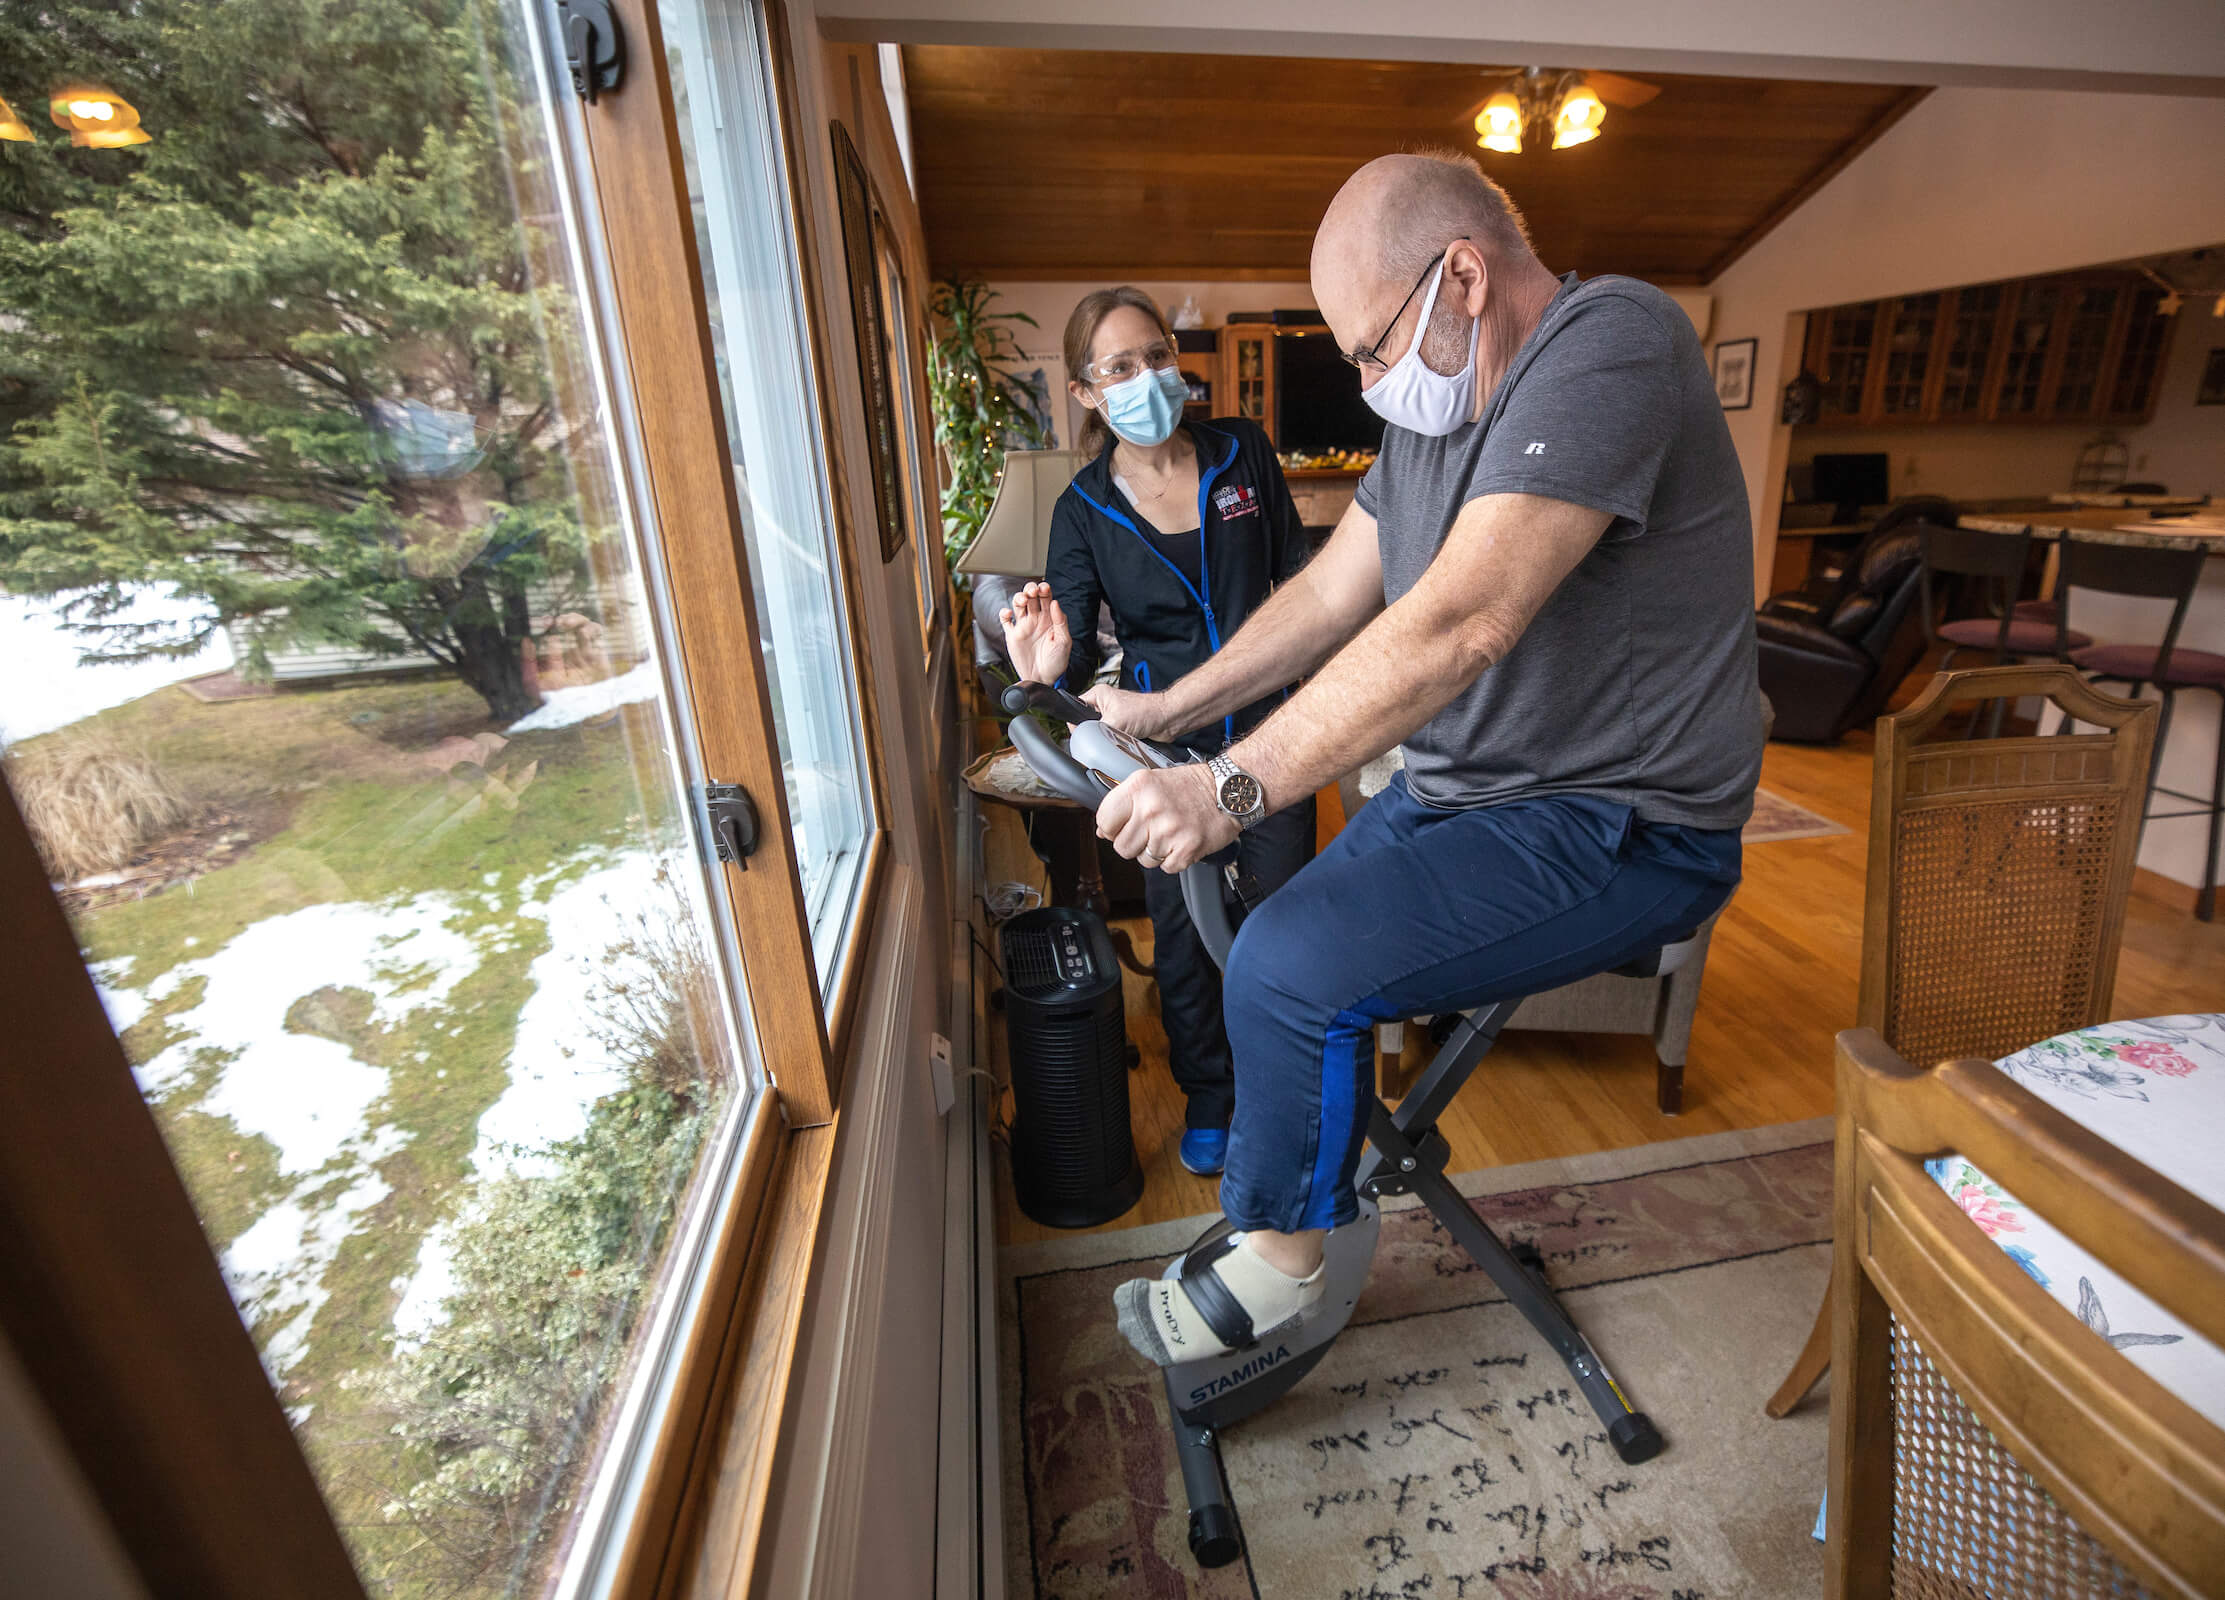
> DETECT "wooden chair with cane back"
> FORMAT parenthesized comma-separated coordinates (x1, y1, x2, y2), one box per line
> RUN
(1766, 663, 2160, 1418)
(1824, 1027, 2225, 1597)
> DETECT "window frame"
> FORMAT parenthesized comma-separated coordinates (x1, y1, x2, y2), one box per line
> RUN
(0, 2, 896, 1598)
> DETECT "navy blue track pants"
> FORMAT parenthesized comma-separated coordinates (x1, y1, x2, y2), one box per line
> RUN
(1215, 773, 1742, 1235)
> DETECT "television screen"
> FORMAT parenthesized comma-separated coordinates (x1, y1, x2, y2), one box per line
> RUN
(1809, 452, 1890, 514)
(1273, 331, 1386, 454)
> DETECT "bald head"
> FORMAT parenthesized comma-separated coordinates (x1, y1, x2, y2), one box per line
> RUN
(1313, 151, 1533, 296)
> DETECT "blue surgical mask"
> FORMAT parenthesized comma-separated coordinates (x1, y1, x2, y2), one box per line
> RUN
(1101, 365, 1188, 447)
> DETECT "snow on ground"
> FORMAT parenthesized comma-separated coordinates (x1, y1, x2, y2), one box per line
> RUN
(88, 957, 149, 1035)
(112, 893, 483, 1377)
(133, 895, 483, 1169)
(391, 1224, 458, 1344)
(464, 855, 660, 1179)
(504, 659, 661, 733)
(0, 585, 234, 745)
(100, 850, 685, 1364)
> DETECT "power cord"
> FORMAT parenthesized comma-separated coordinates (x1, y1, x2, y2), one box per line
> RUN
(981, 880, 1041, 921)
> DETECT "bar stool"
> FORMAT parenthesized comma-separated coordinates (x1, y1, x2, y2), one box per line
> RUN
(1918, 523, 2086, 737)
(1920, 523, 2090, 668)
(2052, 534, 2225, 920)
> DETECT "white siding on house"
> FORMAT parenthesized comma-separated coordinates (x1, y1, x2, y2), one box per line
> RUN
(225, 578, 652, 684)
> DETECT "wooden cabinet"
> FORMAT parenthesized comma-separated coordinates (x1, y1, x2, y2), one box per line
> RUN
(1874, 292, 1941, 418)
(1222, 326, 1276, 437)
(1812, 302, 1881, 422)
(1933, 284, 2004, 418)
(1800, 269, 2169, 428)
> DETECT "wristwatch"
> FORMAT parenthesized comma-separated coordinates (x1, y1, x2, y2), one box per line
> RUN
(1207, 754, 1267, 831)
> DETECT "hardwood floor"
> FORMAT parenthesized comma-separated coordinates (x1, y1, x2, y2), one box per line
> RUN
(983, 728, 2225, 1250)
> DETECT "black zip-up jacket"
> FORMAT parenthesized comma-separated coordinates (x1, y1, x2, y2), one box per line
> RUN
(1046, 417, 1311, 751)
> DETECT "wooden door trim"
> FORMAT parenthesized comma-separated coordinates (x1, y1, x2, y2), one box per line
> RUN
(0, 780, 367, 1599)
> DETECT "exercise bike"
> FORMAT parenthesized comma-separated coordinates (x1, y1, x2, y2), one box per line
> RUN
(1000, 680, 1679, 1570)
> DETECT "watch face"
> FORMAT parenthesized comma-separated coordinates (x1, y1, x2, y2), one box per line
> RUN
(1218, 772, 1262, 816)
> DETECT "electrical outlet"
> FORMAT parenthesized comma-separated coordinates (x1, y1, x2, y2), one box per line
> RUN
(929, 1032, 954, 1116)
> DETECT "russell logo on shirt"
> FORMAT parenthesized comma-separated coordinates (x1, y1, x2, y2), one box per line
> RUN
(1213, 483, 1262, 520)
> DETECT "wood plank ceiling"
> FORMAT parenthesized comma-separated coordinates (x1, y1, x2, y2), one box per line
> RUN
(901, 48, 1924, 285)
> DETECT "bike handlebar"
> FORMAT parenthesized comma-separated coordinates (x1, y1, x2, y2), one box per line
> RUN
(998, 680, 1239, 973)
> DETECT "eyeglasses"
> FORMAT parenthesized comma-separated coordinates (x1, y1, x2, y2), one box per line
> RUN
(1340, 243, 1462, 372)
(1083, 341, 1177, 385)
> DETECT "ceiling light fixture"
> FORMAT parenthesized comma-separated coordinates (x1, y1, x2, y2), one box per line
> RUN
(1474, 90, 1524, 155)
(49, 84, 150, 148)
(1552, 81, 1606, 148)
(1471, 68, 1650, 157)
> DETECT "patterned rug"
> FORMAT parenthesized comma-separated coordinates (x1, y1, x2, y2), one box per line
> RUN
(1000, 1122, 1835, 1599)
(1742, 789, 1849, 844)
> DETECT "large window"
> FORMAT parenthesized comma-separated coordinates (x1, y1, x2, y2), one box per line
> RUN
(660, 0, 877, 989)
(0, 0, 853, 1592)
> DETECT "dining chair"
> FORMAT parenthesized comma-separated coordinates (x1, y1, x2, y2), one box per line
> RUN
(1765, 663, 2158, 1419)
(2052, 533, 2225, 919)
(1822, 1027, 2225, 1598)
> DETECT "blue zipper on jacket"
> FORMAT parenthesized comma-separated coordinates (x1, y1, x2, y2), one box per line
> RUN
(1070, 427, 1241, 748)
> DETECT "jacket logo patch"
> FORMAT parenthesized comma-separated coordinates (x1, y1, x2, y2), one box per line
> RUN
(1213, 483, 1261, 520)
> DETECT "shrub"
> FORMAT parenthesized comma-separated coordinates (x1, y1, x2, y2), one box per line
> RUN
(6, 732, 194, 880)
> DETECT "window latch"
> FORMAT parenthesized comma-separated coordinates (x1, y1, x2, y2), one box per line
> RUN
(701, 783, 761, 869)
(552, 0, 624, 104)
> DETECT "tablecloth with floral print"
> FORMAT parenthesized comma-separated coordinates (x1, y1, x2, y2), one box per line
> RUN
(1929, 1013, 2225, 1428)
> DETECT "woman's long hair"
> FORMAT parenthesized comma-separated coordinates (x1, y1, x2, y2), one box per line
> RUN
(1062, 286, 1180, 459)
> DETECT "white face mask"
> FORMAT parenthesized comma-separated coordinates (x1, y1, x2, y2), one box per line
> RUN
(1359, 261, 1480, 437)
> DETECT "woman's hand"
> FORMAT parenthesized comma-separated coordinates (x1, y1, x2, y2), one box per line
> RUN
(1080, 684, 1178, 741)
(999, 580, 1072, 687)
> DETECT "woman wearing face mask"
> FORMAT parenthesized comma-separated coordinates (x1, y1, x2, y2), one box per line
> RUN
(1001, 286, 1316, 1179)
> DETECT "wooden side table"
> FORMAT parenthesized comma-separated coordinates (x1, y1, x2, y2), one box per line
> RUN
(964, 745, 1155, 979)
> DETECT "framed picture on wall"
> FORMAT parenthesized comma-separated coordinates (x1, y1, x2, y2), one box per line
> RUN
(831, 122, 908, 563)
(1713, 337, 1757, 410)
(2198, 347, 2225, 406)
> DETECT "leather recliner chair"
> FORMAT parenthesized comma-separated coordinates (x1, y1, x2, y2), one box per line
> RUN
(1756, 514, 1936, 744)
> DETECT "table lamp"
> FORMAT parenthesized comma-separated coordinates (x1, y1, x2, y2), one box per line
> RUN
(955, 448, 1080, 576)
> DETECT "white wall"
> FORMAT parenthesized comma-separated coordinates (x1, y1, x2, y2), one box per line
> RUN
(1709, 87, 2225, 580)
(2134, 306, 2225, 492)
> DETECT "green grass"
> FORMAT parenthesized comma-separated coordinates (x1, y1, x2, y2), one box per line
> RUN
(27, 672, 701, 1597)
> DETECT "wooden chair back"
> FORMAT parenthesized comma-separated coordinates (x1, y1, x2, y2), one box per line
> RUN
(1825, 1028, 2225, 1598)
(1859, 664, 2157, 1069)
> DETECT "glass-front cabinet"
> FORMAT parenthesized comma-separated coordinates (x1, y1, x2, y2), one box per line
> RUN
(1801, 269, 2171, 426)
(1933, 284, 2003, 418)
(1813, 301, 1881, 422)
(1875, 292, 1940, 418)
(0, 0, 878, 1594)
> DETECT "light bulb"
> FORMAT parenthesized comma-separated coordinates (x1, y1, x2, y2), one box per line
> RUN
(1474, 90, 1522, 154)
(1553, 80, 1605, 150)
(70, 100, 100, 118)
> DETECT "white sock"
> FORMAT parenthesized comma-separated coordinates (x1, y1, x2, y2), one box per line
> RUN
(1114, 1233, 1325, 1367)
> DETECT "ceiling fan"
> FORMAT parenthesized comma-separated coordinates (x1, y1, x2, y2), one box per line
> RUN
(1467, 66, 1661, 154)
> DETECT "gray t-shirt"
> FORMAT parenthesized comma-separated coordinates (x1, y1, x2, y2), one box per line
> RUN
(1354, 272, 1762, 830)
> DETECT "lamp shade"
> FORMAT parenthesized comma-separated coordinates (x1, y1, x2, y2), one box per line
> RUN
(955, 448, 1082, 576)
(0, 95, 32, 143)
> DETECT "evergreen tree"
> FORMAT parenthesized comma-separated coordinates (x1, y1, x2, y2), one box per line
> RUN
(0, 0, 599, 722)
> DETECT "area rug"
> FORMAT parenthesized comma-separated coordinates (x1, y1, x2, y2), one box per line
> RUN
(1000, 1121, 1835, 1599)
(1742, 788, 1849, 845)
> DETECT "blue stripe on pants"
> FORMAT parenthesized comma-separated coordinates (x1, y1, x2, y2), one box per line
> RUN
(1217, 775, 1743, 1235)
